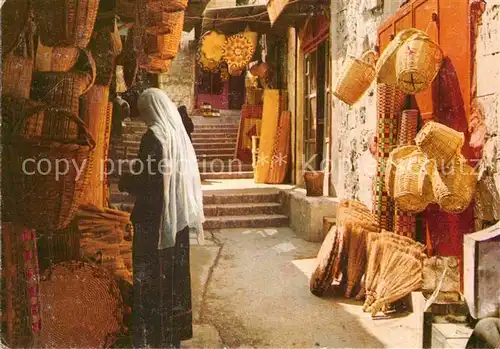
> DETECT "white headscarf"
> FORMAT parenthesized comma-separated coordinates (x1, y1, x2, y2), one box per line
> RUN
(137, 88, 205, 249)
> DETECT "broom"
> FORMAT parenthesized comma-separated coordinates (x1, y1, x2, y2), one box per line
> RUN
(344, 225, 369, 298)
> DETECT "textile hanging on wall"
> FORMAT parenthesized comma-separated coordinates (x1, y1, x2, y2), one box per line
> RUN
(235, 104, 263, 163)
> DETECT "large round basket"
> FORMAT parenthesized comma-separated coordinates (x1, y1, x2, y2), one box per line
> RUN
(38, 261, 123, 348)
(432, 156, 477, 213)
(201, 31, 226, 63)
(385, 146, 419, 197)
(2, 33, 34, 100)
(376, 28, 420, 85)
(396, 31, 443, 94)
(333, 51, 377, 105)
(304, 171, 324, 197)
(1, 0, 30, 57)
(5, 107, 95, 231)
(222, 33, 257, 71)
(393, 150, 435, 213)
(415, 121, 465, 168)
(33, 0, 100, 48)
(35, 39, 80, 72)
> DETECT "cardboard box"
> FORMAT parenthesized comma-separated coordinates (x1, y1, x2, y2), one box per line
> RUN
(463, 221, 500, 319)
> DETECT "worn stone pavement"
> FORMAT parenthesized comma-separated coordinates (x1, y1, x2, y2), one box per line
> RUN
(185, 227, 420, 349)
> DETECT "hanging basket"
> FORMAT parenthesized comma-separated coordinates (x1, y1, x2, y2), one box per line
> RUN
(222, 33, 256, 71)
(396, 31, 444, 94)
(415, 121, 465, 168)
(398, 109, 419, 146)
(385, 145, 419, 197)
(201, 31, 226, 63)
(432, 156, 477, 213)
(90, 27, 118, 86)
(5, 107, 96, 231)
(333, 51, 378, 106)
(145, 18, 183, 60)
(393, 150, 435, 213)
(144, 0, 188, 13)
(35, 39, 80, 72)
(141, 56, 173, 74)
(38, 261, 123, 348)
(376, 83, 407, 114)
(304, 171, 324, 197)
(139, 6, 185, 36)
(1, 0, 30, 57)
(2, 33, 34, 100)
(33, 0, 100, 48)
(31, 49, 97, 122)
(376, 28, 420, 85)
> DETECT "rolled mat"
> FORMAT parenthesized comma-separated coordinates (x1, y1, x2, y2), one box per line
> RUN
(254, 89, 287, 183)
(267, 111, 291, 184)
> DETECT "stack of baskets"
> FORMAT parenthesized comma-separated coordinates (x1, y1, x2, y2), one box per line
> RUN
(135, 0, 188, 73)
(385, 121, 477, 215)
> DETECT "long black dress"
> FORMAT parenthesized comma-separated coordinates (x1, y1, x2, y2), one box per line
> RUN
(119, 129, 193, 348)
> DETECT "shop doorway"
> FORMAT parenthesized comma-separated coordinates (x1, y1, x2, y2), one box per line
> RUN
(228, 73, 246, 110)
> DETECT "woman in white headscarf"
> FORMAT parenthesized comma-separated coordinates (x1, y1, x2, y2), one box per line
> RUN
(119, 88, 204, 349)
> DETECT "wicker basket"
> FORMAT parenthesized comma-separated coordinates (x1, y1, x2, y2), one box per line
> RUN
(139, 6, 185, 36)
(304, 171, 324, 197)
(432, 156, 477, 213)
(5, 109, 96, 231)
(377, 83, 407, 114)
(38, 261, 123, 348)
(33, 0, 100, 48)
(393, 150, 434, 213)
(385, 146, 419, 197)
(1, 223, 41, 348)
(223, 33, 256, 71)
(396, 31, 444, 94)
(398, 109, 419, 146)
(141, 56, 173, 74)
(35, 39, 79, 72)
(376, 28, 420, 85)
(146, 0, 189, 13)
(415, 121, 465, 168)
(90, 28, 118, 86)
(31, 49, 97, 123)
(145, 19, 183, 60)
(2, 33, 34, 100)
(333, 51, 378, 106)
(1, 0, 30, 57)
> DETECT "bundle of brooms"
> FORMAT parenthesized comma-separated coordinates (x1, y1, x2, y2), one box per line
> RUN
(77, 203, 131, 239)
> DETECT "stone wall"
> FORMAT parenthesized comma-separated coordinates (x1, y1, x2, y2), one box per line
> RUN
(158, 31, 197, 111)
(330, 0, 402, 207)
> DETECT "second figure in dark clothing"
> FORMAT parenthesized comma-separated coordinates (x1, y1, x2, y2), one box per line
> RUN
(178, 105, 194, 142)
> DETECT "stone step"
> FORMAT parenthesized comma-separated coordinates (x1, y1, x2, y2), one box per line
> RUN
(192, 128, 238, 134)
(204, 202, 282, 216)
(196, 153, 235, 161)
(194, 124, 239, 130)
(191, 133, 237, 140)
(194, 147, 235, 155)
(197, 162, 253, 173)
(202, 190, 280, 205)
(193, 140, 237, 147)
(203, 214, 288, 230)
(200, 171, 253, 180)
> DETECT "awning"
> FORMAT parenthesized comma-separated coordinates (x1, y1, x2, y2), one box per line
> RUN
(201, 4, 271, 35)
(267, 0, 329, 26)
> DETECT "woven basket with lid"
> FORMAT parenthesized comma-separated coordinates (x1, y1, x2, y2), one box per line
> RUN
(2, 32, 34, 100)
(396, 31, 444, 94)
(333, 51, 378, 105)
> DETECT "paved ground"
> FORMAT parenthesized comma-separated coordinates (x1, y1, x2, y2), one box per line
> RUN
(185, 227, 420, 349)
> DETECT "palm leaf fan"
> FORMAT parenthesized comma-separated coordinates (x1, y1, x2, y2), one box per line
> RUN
(344, 225, 369, 298)
(222, 33, 255, 70)
(367, 241, 425, 316)
(201, 31, 226, 62)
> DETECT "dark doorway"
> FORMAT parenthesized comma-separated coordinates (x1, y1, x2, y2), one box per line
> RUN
(228, 73, 246, 110)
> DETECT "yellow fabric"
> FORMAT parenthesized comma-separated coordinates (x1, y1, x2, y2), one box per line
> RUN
(255, 89, 281, 183)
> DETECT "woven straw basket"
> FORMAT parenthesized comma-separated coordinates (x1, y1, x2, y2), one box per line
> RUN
(140, 7, 185, 36)
(415, 121, 465, 168)
(90, 28, 119, 86)
(140, 55, 173, 74)
(38, 261, 123, 348)
(304, 171, 324, 197)
(5, 106, 95, 231)
(377, 83, 407, 114)
(223, 33, 256, 70)
(333, 51, 378, 105)
(385, 146, 419, 197)
(432, 156, 477, 213)
(2, 34, 34, 100)
(145, 0, 188, 13)
(35, 39, 79, 72)
(33, 0, 99, 48)
(396, 31, 444, 94)
(2, 0, 31, 57)
(376, 28, 420, 85)
(394, 150, 435, 213)
(145, 17, 183, 60)
(398, 109, 419, 146)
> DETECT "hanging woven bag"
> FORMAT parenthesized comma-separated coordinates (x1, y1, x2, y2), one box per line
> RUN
(376, 28, 420, 85)
(415, 121, 465, 168)
(395, 31, 443, 94)
(31, 49, 97, 127)
(35, 39, 80, 72)
(2, 31, 34, 99)
(144, 12, 184, 60)
(385, 145, 419, 197)
(138, 3, 185, 36)
(5, 105, 96, 231)
(145, 0, 189, 13)
(33, 0, 100, 48)
(141, 56, 173, 74)
(333, 50, 378, 106)
(432, 155, 477, 213)
(393, 150, 435, 213)
(1, 0, 31, 57)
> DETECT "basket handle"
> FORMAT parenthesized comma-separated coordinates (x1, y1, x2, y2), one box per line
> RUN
(361, 50, 378, 66)
(75, 48, 97, 95)
(13, 107, 96, 150)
